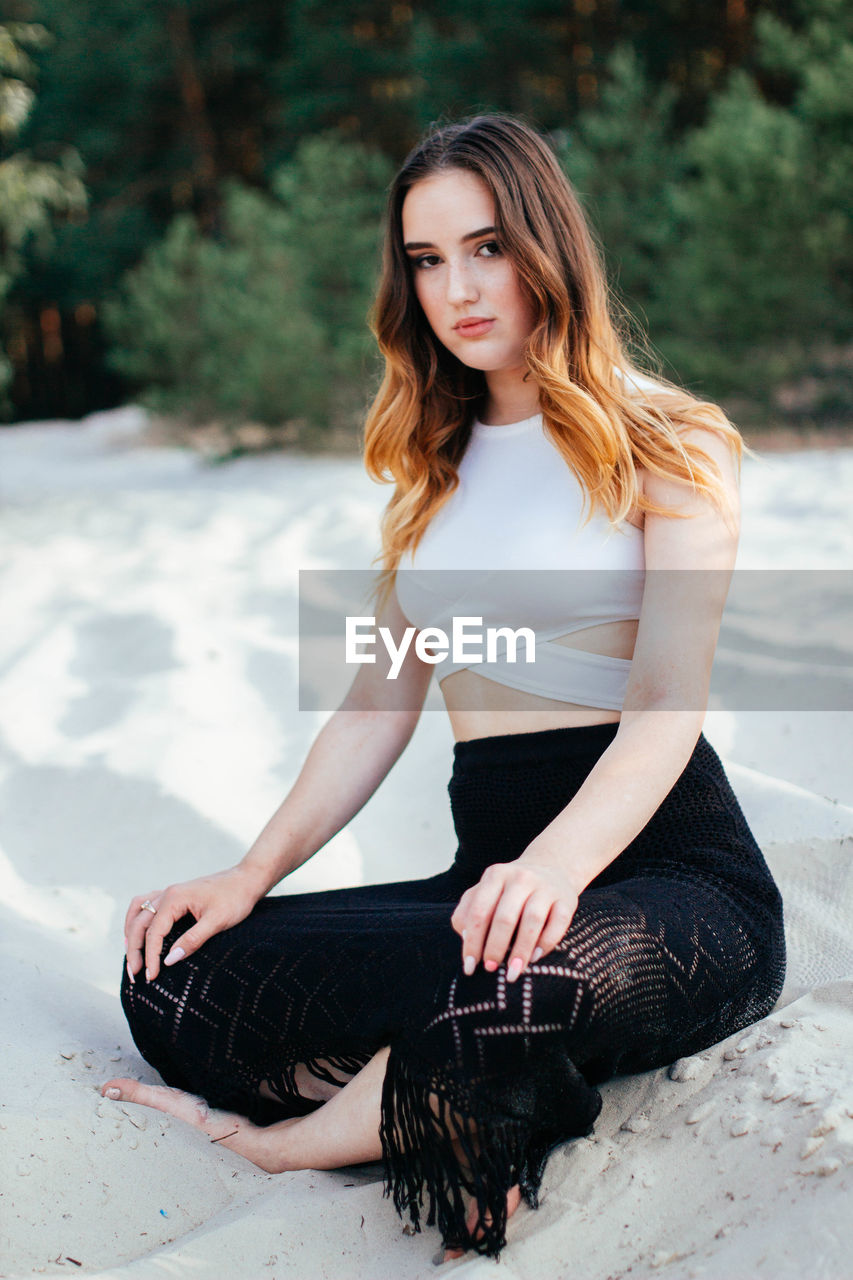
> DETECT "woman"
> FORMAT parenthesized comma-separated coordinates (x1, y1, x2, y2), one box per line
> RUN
(102, 114, 786, 1263)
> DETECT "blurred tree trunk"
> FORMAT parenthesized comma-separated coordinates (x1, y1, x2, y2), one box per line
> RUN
(166, 4, 219, 232)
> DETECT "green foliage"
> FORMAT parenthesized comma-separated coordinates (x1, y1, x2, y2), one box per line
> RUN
(103, 132, 391, 437)
(15, 0, 802, 318)
(754, 0, 853, 315)
(9, 0, 853, 427)
(659, 0, 853, 407)
(552, 45, 689, 350)
(556, 15, 853, 416)
(103, 187, 328, 430)
(20, 0, 252, 301)
(269, 132, 393, 400)
(0, 20, 86, 410)
(662, 73, 823, 394)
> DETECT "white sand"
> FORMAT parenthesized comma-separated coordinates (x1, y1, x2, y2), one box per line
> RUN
(0, 407, 851, 1278)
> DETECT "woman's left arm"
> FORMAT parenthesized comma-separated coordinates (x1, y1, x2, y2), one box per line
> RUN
(451, 426, 741, 983)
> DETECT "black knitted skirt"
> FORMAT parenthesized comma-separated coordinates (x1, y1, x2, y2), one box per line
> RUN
(119, 723, 786, 1257)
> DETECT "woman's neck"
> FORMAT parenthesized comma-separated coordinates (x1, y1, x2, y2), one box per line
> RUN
(480, 369, 540, 427)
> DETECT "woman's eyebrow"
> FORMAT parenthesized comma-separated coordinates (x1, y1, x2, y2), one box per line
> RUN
(403, 225, 496, 251)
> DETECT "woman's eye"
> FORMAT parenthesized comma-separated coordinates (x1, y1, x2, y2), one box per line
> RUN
(411, 242, 502, 271)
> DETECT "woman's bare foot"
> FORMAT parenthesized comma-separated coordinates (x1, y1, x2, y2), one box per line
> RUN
(102, 1048, 391, 1176)
(441, 1182, 523, 1263)
(100, 1076, 299, 1172)
(104, 1055, 521, 1262)
(427, 1091, 523, 1263)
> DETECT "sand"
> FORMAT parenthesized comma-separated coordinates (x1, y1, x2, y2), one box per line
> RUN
(0, 407, 851, 1278)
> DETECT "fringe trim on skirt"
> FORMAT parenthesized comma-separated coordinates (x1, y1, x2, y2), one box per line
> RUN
(379, 1033, 602, 1257)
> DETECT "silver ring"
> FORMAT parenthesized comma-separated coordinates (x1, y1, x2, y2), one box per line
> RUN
(140, 899, 157, 915)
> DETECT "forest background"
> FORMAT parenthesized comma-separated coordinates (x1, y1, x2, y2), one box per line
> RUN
(1, 0, 851, 454)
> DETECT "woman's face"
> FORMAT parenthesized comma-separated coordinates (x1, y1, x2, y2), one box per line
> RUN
(401, 168, 537, 376)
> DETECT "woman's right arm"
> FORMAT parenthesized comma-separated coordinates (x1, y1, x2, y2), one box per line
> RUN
(127, 586, 433, 983)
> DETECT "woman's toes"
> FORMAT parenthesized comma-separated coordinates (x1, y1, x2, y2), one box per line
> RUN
(101, 1076, 211, 1128)
(101, 1076, 135, 1101)
(99, 1077, 298, 1176)
(441, 1183, 522, 1262)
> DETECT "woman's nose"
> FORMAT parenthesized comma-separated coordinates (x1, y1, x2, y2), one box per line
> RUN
(445, 261, 478, 306)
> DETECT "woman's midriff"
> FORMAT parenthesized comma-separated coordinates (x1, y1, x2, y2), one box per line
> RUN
(442, 617, 639, 742)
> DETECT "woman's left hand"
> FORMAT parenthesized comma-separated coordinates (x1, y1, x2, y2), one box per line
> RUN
(449, 858, 581, 983)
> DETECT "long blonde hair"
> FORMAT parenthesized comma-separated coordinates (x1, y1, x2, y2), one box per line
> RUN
(363, 113, 747, 610)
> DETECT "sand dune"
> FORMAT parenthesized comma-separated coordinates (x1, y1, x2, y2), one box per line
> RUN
(0, 408, 851, 1277)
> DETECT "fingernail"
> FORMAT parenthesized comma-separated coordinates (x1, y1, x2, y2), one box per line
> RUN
(105, 1087, 121, 1100)
(126, 960, 135, 986)
(532, 947, 543, 962)
(507, 958, 523, 983)
(144, 968, 151, 982)
(164, 947, 185, 966)
(463, 955, 475, 976)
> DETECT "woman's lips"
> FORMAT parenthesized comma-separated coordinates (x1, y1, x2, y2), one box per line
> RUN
(454, 319, 495, 338)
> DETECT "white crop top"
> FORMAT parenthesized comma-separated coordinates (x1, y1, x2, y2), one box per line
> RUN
(394, 411, 645, 710)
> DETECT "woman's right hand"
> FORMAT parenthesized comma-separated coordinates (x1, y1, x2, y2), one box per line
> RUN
(124, 866, 265, 985)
